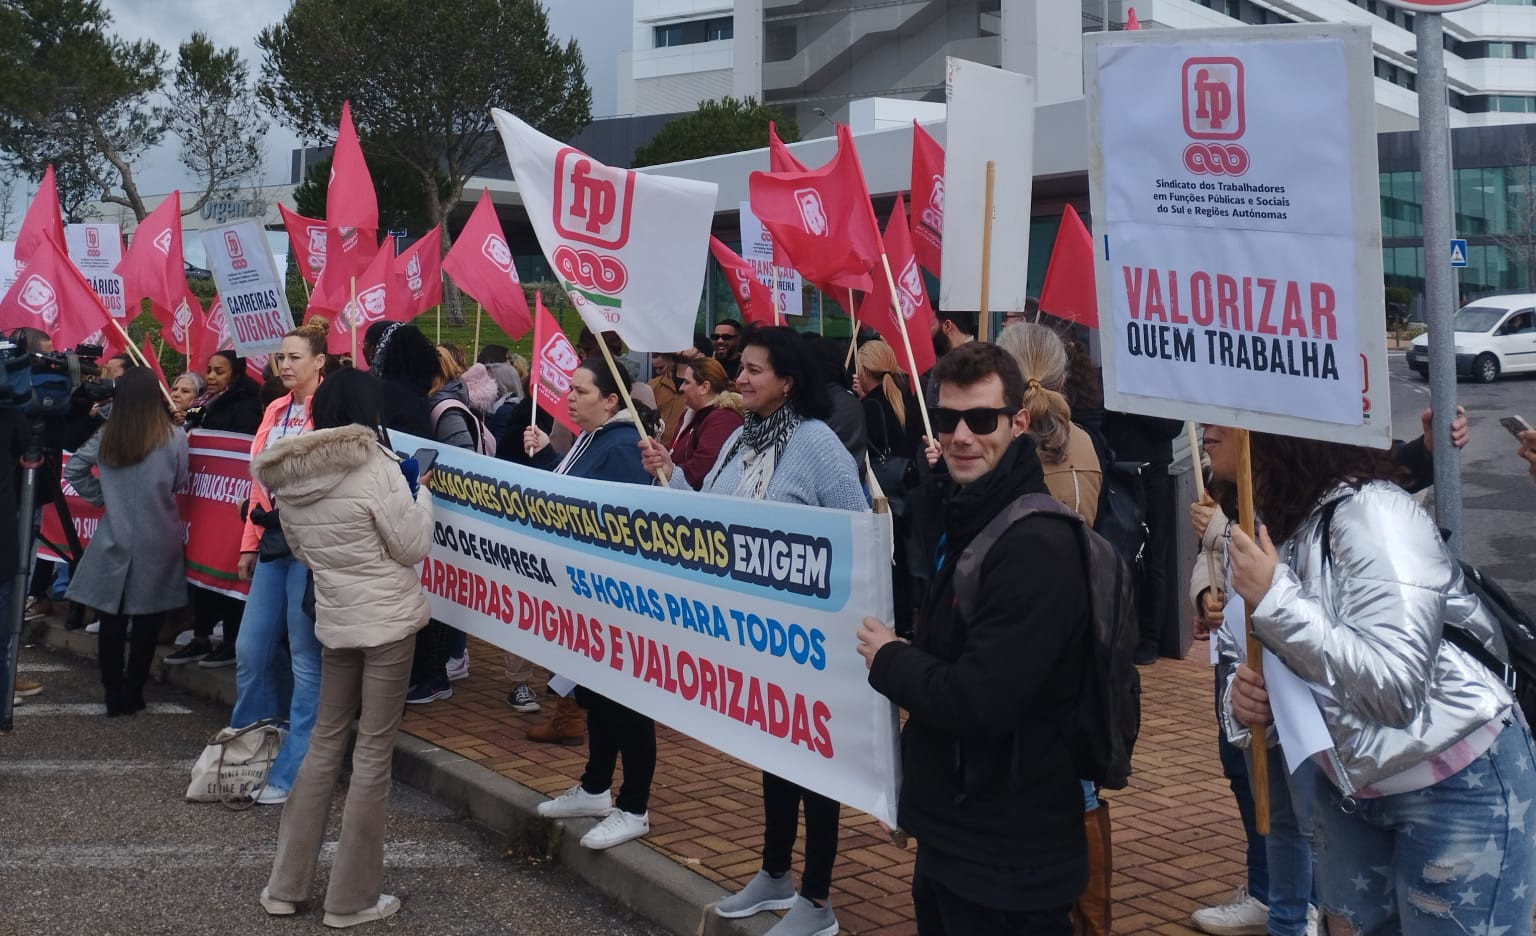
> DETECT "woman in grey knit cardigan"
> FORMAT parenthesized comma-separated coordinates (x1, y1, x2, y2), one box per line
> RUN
(642, 326, 867, 936)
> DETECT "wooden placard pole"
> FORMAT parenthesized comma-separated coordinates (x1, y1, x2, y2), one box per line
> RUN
(977, 160, 996, 342)
(1235, 427, 1270, 836)
(878, 251, 935, 444)
(593, 335, 669, 485)
(473, 306, 483, 360)
(526, 381, 541, 457)
(436, 304, 442, 345)
(844, 288, 858, 370)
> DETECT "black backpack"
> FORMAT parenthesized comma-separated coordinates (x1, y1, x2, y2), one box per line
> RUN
(953, 493, 1142, 789)
(1077, 420, 1149, 572)
(1320, 500, 1536, 727)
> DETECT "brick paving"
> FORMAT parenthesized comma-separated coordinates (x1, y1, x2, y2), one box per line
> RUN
(403, 638, 1243, 935)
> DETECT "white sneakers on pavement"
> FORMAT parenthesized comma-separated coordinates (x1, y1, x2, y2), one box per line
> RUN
(259, 886, 297, 916)
(536, 784, 612, 819)
(323, 894, 400, 929)
(579, 810, 649, 850)
(1190, 887, 1269, 935)
(715, 869, 798, 918)
(253, 785, 290, 806)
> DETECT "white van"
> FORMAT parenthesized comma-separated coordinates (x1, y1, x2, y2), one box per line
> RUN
(1407, 294, 1536, 383)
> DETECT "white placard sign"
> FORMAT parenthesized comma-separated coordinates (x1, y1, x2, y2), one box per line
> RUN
(64, 223, 126, 319)
(0, 241, 16, 298)
(1086, 25, 1390, 446)
(940, 58, 1035, 314)
(201, 221, 293, 357)
(739, 201, 804, 318)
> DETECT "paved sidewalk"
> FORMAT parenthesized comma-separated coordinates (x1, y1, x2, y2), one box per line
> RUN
(405, 638, 1243, 936)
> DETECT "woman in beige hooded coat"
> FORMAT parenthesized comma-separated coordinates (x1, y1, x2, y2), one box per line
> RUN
(250, 369, 434, 930)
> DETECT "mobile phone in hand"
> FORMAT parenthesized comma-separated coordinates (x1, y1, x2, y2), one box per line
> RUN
(1501, 415, 1533, 438)
(411, 447, 440, 475)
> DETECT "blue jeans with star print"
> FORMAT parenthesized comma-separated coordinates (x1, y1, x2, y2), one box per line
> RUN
(1311, 715, 1536, 935)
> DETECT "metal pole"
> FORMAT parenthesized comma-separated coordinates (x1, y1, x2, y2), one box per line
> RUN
(1416, 11, 1464, 556)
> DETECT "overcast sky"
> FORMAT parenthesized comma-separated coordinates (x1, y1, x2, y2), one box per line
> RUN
(12, 0, 629, 205)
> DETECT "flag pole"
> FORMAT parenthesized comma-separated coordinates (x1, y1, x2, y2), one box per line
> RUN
(436, 304, 442, 345)
(527, 381, 540, 456)
(473, 306, 483, 360)
(978, 160, 996, 342)
(878, 251, 935, 443)
(1235, 428, 1271, 836)
(349, 276, 358, 364)
(593, 335, 668, 485)
(109, 318, 174, 406)
(844, 288, 858, 370)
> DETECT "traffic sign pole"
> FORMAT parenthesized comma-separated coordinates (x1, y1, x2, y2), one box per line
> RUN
(1415, 10, 1465, 556)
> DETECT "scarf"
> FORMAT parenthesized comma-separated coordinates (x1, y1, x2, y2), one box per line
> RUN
(371, 322, 405, 370)
(722, 403, 801, 500)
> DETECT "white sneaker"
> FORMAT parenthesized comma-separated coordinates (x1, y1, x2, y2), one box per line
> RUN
(1307, 906, 1320, 936)
(580, 809, 649, 850)
(323, 894, 400, 929)
(446, 654, 469, 681)
(85, 620, 100, 634)
(1190, 888, 1269, 936)
(537, 783, 612, 819)
(260, 886, 297, 916)
(174, 628, 194, 647)
(254, 785, 290, 806)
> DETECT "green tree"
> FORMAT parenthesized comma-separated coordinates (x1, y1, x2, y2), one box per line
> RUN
(632, 97, 799, 168)
(257, 0, 591, 322)
(169, 33, 268, 218)
(0, 0, 167, 220)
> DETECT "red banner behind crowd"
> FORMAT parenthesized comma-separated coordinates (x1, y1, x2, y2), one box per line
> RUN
(37, 429, 254, 599)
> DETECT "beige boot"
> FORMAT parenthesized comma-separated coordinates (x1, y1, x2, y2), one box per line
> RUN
(1071, 803, 1113, 936)
(526, 696, 585, 746)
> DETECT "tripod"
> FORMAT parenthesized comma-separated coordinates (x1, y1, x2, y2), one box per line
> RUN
(2, 424, 45, 734)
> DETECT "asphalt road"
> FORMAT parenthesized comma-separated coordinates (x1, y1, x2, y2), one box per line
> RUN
(1385, 352, 1536, 609)
(0, 648, 667, 936)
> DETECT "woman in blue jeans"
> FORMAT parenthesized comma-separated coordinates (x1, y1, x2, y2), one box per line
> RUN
(230, 324, 327, 805)
(1229, 433, 1536, 935)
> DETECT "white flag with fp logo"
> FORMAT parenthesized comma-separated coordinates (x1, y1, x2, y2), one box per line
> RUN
(491, 109, 718, 353)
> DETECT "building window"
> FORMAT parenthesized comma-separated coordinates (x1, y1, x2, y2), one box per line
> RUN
(653, 16, 732, 48)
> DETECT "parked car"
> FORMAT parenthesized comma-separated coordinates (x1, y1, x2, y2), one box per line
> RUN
(1408, 294, 1536, 383)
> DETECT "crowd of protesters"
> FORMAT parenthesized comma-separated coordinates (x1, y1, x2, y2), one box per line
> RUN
(6, 298, 1536, 936)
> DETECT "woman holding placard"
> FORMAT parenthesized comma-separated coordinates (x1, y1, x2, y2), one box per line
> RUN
(640, 326, 866, 936)
(1227, 434, 1536, 935)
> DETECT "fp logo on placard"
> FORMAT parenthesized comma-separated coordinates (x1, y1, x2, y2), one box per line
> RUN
(553, 149, 635, 250)
(85, 227, 101, 258)
(794, 189, 828, 237)
(1181, 57, 1249, 176)
(225, 231, 248, 270)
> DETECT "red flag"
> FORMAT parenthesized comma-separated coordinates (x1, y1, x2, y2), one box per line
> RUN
(856, 194, 936, 380)
(910, 121, 945, 277)
(1126, 7, 1140, 29)
(768, 121, 807, 173)
(325, 244, 396, 369)
(530, 293, 581, 436)
(748, 125, 883, 294)
(1038, 204, 1099, 329)
(140, 336, 169, 389)
(14, 166, 67, 269)
(279, 204, 327, 285)
(310, 101, 380, 313)
(0, 239, 113, 349)
(117, 192, 197, 352)
(393, 227, 443, 319)
(708, 237, 778, 328)
(443, 189, 532, 339)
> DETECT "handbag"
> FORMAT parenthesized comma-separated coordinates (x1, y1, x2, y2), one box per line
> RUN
(185, 718, 286, 809)
(250, 504, 292, 561)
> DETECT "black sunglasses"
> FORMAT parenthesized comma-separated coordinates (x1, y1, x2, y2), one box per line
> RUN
(712, 333, 734, 341)
(931, 406, 1018, 435)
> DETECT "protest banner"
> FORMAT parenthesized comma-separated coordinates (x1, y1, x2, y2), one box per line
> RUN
(939, 58, 1035, 323)
(0, 242, 15, 296)
(738, 201, 803, 319)
(37, 429, 253, 598)
(394, 431, 902, 825)
(64, 224, 127, 319)
(202, 221, 294, 357)
(1086, 23, 1390, 447)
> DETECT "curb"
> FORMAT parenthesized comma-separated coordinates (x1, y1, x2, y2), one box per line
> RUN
(37, 620, 774, 936)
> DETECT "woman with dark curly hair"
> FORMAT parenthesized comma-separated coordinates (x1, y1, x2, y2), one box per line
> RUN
(1226, 433, 1536, 935)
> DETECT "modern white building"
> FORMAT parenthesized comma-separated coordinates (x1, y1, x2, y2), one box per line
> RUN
(617, 0, 1536, 131)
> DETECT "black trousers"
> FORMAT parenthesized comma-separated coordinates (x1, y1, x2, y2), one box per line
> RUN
(576, 688, 655, 815)
(912, 865, 1073, 936)
(1137, 461, 1176, 650)
(98, 611, 164, 713)
(762, 771, 840, 902)
(410, 619, 453, 688)
(191, 585, 243, 643)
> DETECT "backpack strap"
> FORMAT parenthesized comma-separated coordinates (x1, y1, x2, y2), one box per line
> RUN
(430, 397, 481, 450)
(953, 492, 1078, 623)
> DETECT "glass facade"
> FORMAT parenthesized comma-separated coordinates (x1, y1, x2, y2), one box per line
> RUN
(1380, 163, 1536, 300)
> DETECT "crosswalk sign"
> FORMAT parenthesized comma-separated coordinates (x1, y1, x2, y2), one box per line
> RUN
(1450, 238, 1468, 267)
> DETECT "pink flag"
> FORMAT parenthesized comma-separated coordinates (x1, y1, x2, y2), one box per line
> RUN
(530, 293, 581, 436)
(393, 227, 443, 319)
(443, 189, 532, 339)
(1038, 204, 1099, 329)
(856, 193, 937, 380)
(14, 166, 67, 269)
(324, 244, 395, 369)
(116, 192, 196, 352)
(279, 204, 327, 285)
(708, 236, 778, 328)
(309, 101, 380, 313)
(1, 239, 113, 349)
(140, 336, 169, 389)
(910, 122, 945, 277)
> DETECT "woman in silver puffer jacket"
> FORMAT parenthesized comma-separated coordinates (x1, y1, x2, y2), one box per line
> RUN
(1226, 433, 1536, 935)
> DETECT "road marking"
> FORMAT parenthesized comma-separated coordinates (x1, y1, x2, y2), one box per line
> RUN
(0, 759, 190, 774)
(0, 841, 482, 870)
(13, 702, 192, 716)
(16, 663, 70, 673)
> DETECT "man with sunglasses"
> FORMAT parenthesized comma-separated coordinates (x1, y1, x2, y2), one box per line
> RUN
(858, 342, 1091, 935)
(710, 319, 743, 381)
